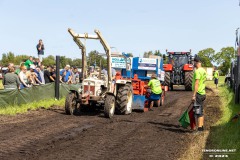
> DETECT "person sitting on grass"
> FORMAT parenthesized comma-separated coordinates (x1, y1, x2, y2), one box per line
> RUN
(3, 66, 20, 90)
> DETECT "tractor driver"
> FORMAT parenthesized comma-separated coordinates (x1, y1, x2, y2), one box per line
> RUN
(147, 74, 162, 111)
(101, 68, 116, 92)
(101, 68, 116, 80)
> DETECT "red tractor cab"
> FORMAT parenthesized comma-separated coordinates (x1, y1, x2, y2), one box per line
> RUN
(163, 51, 194, 91)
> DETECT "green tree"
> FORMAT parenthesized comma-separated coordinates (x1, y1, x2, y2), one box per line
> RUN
(42, 55, 55, 67)
(197, 48, 215, 67)
(88, 50, 99, 66)
(1, 52, 15, 66)
(1, 53, 7, 66)
(87, 50, 108, 68)
(128, 53, 133, 57)
(14, 55, 29, 65)
(65, 58, 73, 66)
(154, 50, 162, 56)
(143, 51, 153, 58)
(60, 56, 67, 68)
(214, 47, 235, 75)
(72, 58, 82, 67)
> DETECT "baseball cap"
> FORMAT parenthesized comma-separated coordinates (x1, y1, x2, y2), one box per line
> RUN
(193, 56, 201, 63)
(30, 65, 36, 69)
(151, 74, 157, 79)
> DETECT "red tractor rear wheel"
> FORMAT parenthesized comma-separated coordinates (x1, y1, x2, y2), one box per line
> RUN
(184, 71, 193, 91)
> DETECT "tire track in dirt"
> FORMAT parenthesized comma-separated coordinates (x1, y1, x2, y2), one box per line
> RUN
(0, 90, 195, 160)
(32, 91, 192, 160)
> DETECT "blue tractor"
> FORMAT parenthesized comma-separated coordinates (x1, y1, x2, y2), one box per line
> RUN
(111, 55, 166, 111)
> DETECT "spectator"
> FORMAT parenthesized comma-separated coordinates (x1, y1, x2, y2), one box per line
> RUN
(3, 63, 14, 75)
(36, 39, 44, 63)
(60, 65, 72, 84)
(51, 65, 56, 80)
(33, 58, 40, 67)
(44, 66, 55, 83)
(39, 65, 45, 84)
(24, 56, 33, 70)
(19, 65, 30, 89)
(71, 66, 80, 84)
(15, 63, 24, 75)
(3, 66, 20, 90)
(29, 65, 42, 85)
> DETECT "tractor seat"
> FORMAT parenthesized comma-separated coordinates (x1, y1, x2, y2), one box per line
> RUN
(116, 72, 121, 79)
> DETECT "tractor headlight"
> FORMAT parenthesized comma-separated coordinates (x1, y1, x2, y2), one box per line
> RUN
(89, 91, 93, 95)
(96, 89, 102, 96)
(78, 88, 82, 93)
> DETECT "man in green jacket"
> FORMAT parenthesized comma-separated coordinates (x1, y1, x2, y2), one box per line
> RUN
(192, 56, 207, 133)
(24, 56, 33, 70)
(214, 70, 219, 88)
(147, 74, 162, 111)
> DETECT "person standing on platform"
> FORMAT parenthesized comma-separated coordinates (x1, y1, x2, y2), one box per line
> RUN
(36, 39, 45, 64)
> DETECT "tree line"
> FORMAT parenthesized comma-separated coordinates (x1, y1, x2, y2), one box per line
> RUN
(143, 47, 235, 75)
(0, 46, 235, 74)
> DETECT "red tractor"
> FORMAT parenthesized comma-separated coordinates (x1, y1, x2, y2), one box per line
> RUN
(163, 51, 194, 91)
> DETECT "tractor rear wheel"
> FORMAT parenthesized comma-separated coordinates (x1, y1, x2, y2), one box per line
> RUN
(184, 71, 194, 91)
(116, 84, 133, 115)
(65, 92, 77, 115)
(104, 94, 116, 118)
(164, 72, 171, 88)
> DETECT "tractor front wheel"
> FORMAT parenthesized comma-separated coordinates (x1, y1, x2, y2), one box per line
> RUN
(65, 92, 77, 115)
(104, 95, 116, 118)
(116, 84, 133, 115)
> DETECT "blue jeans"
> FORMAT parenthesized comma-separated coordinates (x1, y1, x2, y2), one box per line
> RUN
(20, 84, 26, 89)
(147, 93, 162, 108)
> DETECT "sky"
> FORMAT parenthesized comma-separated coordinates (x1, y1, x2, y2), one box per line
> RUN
(0, 0, 240, 59)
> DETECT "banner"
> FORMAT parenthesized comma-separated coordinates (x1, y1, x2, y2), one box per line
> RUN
(138, 58, 157, 70)
(0, 83, 80, 108)
(111, 57, 126, 68)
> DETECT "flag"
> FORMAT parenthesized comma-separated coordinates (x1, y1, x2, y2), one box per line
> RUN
(179, 110, 190, 128)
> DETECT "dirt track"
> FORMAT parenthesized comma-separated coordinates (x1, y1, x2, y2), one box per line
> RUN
(0, 90, 219, 160)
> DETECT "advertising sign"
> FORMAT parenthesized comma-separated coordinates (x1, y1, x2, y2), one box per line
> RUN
(138, 58, 156, 70)
(111, 57, 126, 68)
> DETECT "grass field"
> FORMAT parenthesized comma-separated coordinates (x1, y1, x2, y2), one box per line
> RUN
(204, 76, 240, 159)
(0, 79, 66, 115)
(0, 98, 65, 115)
(0, 80, 3, 89)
